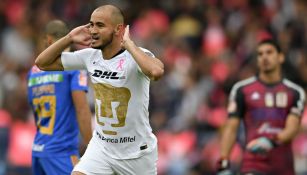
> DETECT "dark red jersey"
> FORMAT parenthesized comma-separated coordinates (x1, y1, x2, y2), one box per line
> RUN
(228, 76, 305, 175)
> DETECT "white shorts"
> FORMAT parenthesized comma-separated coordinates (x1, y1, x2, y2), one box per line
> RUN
(73, 136, 158, 175)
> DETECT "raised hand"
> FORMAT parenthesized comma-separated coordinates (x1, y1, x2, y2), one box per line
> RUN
(121, 25, 132, 49)
(68, 24, 91, 46)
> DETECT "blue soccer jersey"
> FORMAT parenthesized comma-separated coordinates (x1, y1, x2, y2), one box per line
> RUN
(27, 65, 88, 157)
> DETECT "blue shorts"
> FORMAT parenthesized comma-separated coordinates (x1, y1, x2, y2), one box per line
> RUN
(32, 155, 78, 175)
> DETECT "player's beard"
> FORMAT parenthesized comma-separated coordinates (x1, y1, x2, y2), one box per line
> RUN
(92, 32, 114, 50)
(258, 59, 275, 74)
(261, 64, 279, 75)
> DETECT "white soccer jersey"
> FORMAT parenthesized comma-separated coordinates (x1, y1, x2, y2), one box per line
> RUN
(61, 48, 157, 159)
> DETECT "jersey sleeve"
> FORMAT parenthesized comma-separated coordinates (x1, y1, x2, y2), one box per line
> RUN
(227, 84, 245, 118)
(26, 70, 33, 104)
(69, 70, 88, 92)
(61, 50, 87, 70)
(290, 87, 306, 117)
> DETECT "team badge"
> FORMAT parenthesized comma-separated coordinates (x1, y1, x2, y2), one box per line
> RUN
(265, 93, 274, 107)
(78, 70, 88, 86)
(276, 92, 287, 107)
(251, 92, 260, 100)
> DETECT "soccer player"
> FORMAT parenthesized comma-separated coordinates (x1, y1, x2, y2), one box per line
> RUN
(217, 39, 306, 175)
(27, 20, 92, 175)
(35, 5, 164, 175)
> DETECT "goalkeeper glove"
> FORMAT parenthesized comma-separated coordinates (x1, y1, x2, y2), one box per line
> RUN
(216, 158, 233, 175)
(247, 137, 277, 154)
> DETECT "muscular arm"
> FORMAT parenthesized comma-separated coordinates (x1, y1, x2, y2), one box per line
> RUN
(35, 24, 91, 71)
(35, 35, 72, 71)
(276, 114, 300, 144)
(276, 88, 305, 144)
(122, 26, 164, 81)
(220, 117, 241, 159)
(72, 90, 92, 144)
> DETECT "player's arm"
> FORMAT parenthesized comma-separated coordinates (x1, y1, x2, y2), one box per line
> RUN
(276, 88, 305, 144)
(217, 84, 244, 173)
(72, 90, 92, 144)
(220, 117, 240, 159)
(275, 114, 300, 144)
(121, 25, 164, 81)
(35, 24, 91, 71)
(220, 84, 245, 158)
(217, 117, 240, 174)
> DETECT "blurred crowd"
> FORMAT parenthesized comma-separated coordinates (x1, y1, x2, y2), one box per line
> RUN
(1, 0, 307, 175)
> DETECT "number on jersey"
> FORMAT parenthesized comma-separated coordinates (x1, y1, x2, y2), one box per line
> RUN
(33, 95, 56, 135)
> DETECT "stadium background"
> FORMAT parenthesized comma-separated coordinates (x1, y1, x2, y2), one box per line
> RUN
(0, 0, 307, 174)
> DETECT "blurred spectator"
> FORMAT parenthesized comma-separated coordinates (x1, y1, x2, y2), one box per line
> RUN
(0, 109, 11, 175)
(6, 115, 35, 175)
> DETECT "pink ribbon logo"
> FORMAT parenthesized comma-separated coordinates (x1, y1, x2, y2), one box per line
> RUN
(117, 58, 125, 71)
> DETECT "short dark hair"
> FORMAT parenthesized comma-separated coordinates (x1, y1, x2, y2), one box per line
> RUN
(257, 39, 282, 53)
(95, 5, 125, 25)
(45, 20, 69, 39)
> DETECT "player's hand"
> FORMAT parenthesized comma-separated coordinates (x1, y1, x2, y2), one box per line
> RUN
(68, 24, 91, 46)
(247, 137, 275, 154)
(216, 158, 233, 175)
(121, 25, 133, 49)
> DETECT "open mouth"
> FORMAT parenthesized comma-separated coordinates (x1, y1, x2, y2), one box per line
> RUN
(91, 35, 99, 41)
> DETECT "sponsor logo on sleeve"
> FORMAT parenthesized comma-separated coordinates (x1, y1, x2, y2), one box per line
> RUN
(227, 101, 237, 113)
(78, 71, 88, 86)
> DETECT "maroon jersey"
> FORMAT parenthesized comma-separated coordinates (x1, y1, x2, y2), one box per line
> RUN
(228, 76, 305, 175)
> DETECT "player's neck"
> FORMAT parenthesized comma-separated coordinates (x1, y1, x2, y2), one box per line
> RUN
(259, 71, 282, 84)
(101, 40, 122, 60)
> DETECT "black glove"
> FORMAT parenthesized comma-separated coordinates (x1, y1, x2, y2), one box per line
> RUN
(216, 158, 233, 175)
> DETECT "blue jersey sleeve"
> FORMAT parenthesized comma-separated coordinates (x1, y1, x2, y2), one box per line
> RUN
(27, 70, 32, 104)
(69, 70, 88, 92)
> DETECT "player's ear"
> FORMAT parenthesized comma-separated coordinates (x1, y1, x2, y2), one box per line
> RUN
(115, 23, 124, 36)
(279, 53, 285, 64)
(46, 34, 54, 46)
